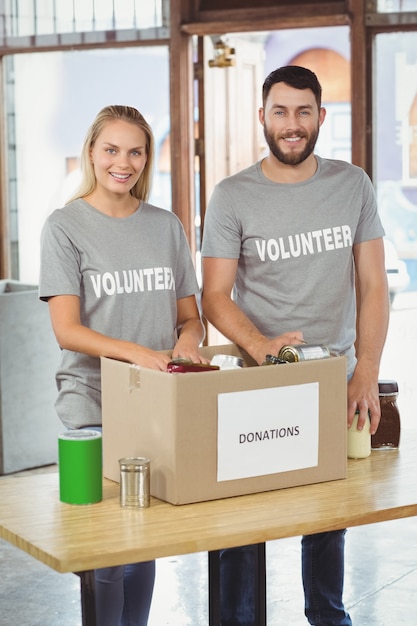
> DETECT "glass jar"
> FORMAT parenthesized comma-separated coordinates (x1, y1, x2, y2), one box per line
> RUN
(371, 380, 400, 450)
(348, 411, 371, 459)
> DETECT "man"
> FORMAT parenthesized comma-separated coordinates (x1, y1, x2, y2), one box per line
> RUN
(201, 66, 389, 626)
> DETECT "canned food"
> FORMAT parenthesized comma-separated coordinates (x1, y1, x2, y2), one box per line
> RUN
(278, 344, 331, 362)
(119, 457, 150, 508)
(262, 354, 287, 365)
(210, 354, 244, 369)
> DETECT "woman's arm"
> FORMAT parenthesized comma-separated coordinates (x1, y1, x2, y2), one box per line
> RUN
(172, 295, 207, 363)
(47, 294, 172, 370)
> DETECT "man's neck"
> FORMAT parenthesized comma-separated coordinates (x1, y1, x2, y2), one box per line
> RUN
(261, 153, 318, 184)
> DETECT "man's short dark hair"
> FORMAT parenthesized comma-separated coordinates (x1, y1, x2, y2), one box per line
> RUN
(262, 66, 322, 110)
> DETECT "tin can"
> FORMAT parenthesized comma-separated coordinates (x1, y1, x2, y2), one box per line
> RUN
(278, 344, 331, 362)
(262, 354, 287, 365)
(210, 354, 244, 369)
(119, 457, 150, 508)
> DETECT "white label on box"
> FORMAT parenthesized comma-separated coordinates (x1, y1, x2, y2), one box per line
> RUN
(217, 383, 319, 481)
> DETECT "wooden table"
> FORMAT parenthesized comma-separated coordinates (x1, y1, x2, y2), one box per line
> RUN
(1, 430, 417, 625)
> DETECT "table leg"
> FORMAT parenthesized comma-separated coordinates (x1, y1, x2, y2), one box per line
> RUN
(75, 570, 97, 626)
(208, 549, 221, 624)
(208, 543, 266, 626)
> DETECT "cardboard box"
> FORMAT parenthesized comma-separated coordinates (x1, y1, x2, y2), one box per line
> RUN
(101, 345, 347, 505)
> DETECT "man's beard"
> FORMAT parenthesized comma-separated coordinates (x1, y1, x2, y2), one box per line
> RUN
(263, 122, 319, 166)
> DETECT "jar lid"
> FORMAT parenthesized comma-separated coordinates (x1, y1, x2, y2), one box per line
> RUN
(378, 380, 398, 394)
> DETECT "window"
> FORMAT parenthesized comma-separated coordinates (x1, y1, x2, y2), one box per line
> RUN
(374, 31, 417, 297)
(6, 46, 170, 283)
(377, 0, 417, 12)
(1, 0, 164, 37)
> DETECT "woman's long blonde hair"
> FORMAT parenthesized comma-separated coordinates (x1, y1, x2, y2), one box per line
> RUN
(67, 105, 155, 204)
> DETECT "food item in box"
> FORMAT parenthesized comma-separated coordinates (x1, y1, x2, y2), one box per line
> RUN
(210, 354, 244, 369)
(167, 359, 220, 373)
(278, 344, 331, 362)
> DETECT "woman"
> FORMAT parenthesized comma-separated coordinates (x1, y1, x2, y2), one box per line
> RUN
(39, 105, 206, 625)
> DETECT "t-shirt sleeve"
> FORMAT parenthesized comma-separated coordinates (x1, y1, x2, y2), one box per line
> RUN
(39, 215, 82, 301)
(201, 183, 242, 259)
(354, 170, 385, 244)
(172, 216, 200, 299)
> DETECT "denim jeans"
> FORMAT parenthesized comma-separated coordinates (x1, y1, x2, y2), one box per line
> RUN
(219, 545, 258, 626)
(219, 531, 352, 626)
(302, 531, 352, 625)
(81, 426, 156, 625)
(94, 561, 156, 626)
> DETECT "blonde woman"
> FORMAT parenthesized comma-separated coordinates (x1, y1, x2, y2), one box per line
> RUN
(40, 105, 206, 625)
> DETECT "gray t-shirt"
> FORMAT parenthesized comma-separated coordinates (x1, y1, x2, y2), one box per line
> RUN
(39, 198, 199, 428)
(201, 156, 385, 375)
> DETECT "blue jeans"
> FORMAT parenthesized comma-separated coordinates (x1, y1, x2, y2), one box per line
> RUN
(80, 427, 156, 625)
(219, 545, 258, 625)
(94, 561, 155, 626)
(220, 532, 352, 626)
(302, 531, 352, 625)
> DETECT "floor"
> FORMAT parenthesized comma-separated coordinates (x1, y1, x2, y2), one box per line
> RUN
(1, 292, 416, 625)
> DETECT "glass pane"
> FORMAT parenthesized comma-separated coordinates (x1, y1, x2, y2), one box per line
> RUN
(374, 31, 417, 303)
(375, 30, 417, 433)
(2, 0, 163, 37)
(8, 46, 170, 283)
(377, 0, 417, 11)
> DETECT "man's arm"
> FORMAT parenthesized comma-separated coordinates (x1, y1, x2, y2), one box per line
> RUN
(202, 257, 304, 365)
(350, 237, 390, 433)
